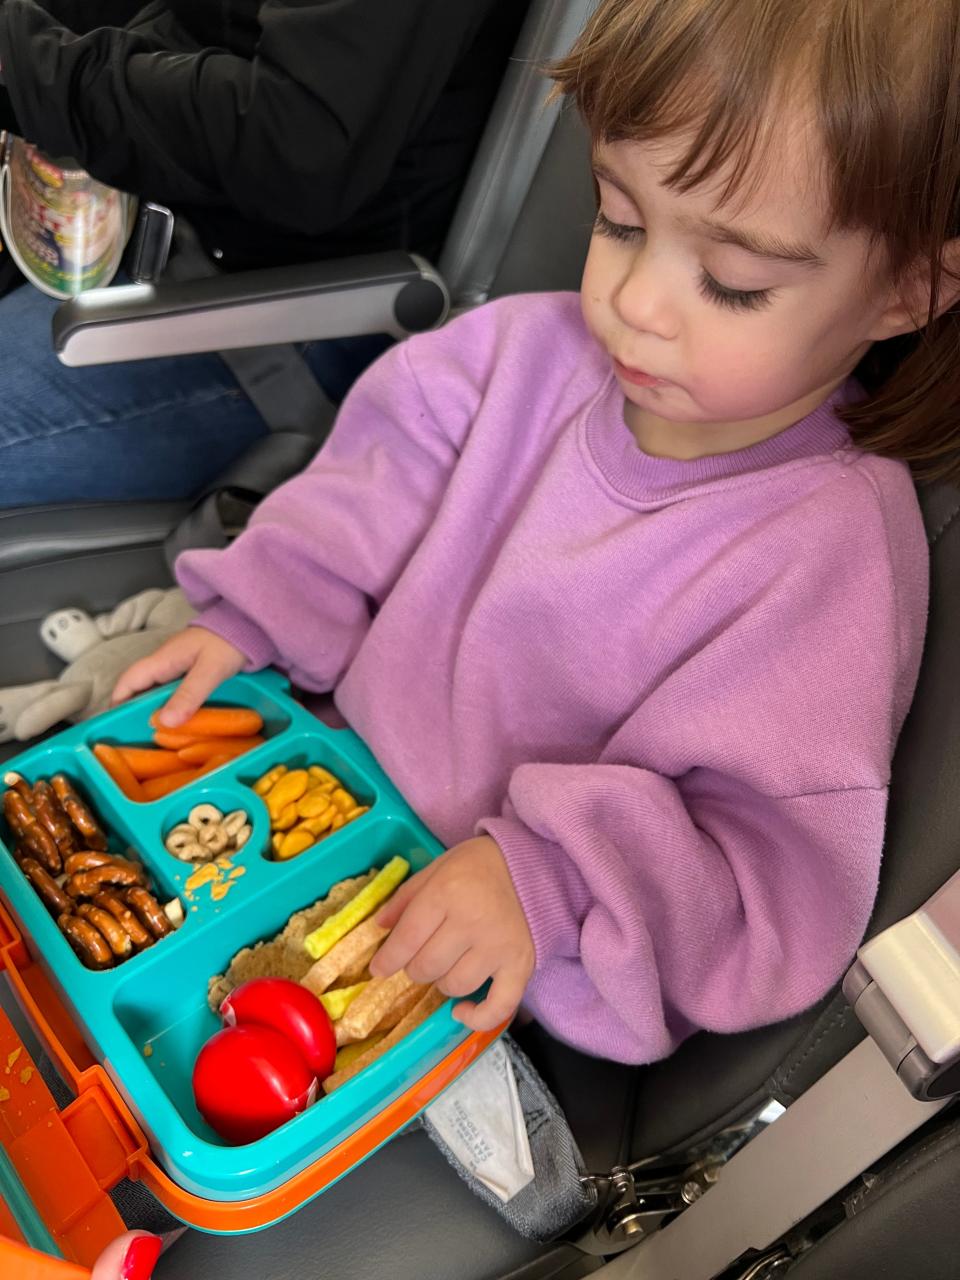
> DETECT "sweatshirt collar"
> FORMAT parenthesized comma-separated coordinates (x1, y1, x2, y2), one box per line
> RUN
(582, 376, 856, 504)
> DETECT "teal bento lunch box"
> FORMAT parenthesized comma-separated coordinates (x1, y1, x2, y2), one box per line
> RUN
(0, 670, 501, 1229)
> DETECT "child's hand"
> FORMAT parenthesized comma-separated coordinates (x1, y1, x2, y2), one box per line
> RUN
(111, 626, 245, 727)
(370, 835, 534, 1032)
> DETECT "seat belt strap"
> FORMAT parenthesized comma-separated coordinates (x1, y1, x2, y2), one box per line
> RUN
(161, 225, 339, 565)
(163, 430, 320, 565)
(216, 342, 338, 439)
(165, 224, 339, 439)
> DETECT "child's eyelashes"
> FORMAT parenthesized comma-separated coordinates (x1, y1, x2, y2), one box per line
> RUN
(594, 211, 775, 313)
(698, 272, 774, 314)
(594, 210, 645, 243)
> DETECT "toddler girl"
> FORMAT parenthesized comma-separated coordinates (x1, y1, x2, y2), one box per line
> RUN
(115, 0, 956, 1065)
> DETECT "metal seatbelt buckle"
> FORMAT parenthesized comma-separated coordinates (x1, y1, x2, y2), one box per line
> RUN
(844, 868, 960, 1100)
(126, 202, 175, 283)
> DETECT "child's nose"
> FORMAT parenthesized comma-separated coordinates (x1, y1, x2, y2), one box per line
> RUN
(614, 254, 679, 340)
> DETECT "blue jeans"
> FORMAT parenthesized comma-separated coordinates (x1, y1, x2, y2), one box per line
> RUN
(0, 281, 390, 507)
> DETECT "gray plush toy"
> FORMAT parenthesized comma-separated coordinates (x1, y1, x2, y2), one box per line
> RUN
(0, 587, 195, 743)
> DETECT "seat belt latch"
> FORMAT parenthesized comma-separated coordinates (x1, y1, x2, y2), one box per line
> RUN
(844, 867, 960, 1100)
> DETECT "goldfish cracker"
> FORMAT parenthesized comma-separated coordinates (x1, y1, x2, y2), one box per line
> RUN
(271, 832, 284, 856)
(254, 764, 287, 796)
(303, 856, 409, 960)
(343, 805, 369, 823)
(308, 765, 339, 789)
(318, 981, 369, 1021)
(273, 801, 301, 832)
(297, 788, 336, 820)
(265, 769, 309, 819)
(330, 787, 355, 813)
(296, 810, 336, 838)
(277, 828, 315, 860)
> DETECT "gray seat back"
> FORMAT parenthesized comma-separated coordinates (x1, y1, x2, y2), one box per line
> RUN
(439, 0, 596, 305)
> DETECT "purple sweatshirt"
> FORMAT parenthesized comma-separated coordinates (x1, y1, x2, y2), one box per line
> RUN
(177, 293, 928, 1064)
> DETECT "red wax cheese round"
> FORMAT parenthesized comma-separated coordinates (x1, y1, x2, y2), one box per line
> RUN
(193, 1024, 317, 1144)
(220, 977, 336, 1080)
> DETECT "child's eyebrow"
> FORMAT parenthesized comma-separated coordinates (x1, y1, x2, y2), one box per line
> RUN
(682, 215, 826, 268)
(592, 157, 826, 268)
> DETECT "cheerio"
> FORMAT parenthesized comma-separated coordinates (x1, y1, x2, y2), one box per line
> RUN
(0, 136, 136, 297)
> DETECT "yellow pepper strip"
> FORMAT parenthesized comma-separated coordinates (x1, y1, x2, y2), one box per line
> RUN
(304, 856, 409, 960)
(334, 1032, 385, 1073)
(318, 981, 370, 1021)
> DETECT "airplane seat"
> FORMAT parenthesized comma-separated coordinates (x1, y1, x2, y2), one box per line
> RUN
(0, 2, 959, 1275)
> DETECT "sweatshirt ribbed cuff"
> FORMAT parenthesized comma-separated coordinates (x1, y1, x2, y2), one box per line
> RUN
(479, 816, 591, 967)
(190, 602, 279, 671)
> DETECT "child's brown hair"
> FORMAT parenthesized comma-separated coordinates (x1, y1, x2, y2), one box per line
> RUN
(551, 0, 960, 482)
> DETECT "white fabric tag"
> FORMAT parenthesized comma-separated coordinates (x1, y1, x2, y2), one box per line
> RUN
(425, 1040, 535, 1202)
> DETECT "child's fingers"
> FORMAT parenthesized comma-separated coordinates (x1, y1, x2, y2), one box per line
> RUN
(368, 890, 445, 978)
(111, 634, 196, 705)
(437, 951, 493, 1000)
(156, 651, 231, 728)
(401, 921, 470, 987)
(453, 968, 523, 1032)
(374, 860, 441, 931)
(111, 654, 172, 706)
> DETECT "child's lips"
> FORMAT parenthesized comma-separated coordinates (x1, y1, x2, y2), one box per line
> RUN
(613, 359, 669, 389)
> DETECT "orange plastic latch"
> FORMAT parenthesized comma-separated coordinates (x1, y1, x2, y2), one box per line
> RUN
(0, 1002, 126, 1267)
(0, 901, 135, 1270)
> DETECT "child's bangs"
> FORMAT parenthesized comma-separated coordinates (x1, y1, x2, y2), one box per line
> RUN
(550, 0, 805, 208)
(550, 0, 924, 252)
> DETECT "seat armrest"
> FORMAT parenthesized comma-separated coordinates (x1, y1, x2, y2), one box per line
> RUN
(0, 501, 190, 572)
(53, 252, 449, 367)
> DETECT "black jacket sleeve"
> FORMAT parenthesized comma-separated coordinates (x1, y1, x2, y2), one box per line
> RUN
(0, 0, 502, 236)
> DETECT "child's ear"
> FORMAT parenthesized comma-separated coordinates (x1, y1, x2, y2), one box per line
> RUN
(871, 238, 960, 339)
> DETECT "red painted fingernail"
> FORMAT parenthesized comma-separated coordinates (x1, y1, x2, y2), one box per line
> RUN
(121, 1235, 163, 1280)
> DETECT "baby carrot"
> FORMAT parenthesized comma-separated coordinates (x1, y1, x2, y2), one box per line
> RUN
(149, 707, 264, 738)
(93, 743, 146, 802)
(140, 752, 237, 801)
(116, 746, 185, 779)
(176, 736, 264, 765)
(200, 753, 234, 773)
(152, 728, 207, 750)
(141, 767, 204, 802)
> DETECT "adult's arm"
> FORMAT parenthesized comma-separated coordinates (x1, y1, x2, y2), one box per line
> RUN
(0, 0, 501, 233)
